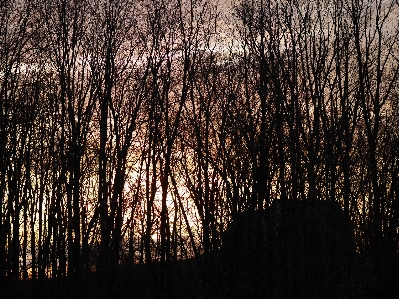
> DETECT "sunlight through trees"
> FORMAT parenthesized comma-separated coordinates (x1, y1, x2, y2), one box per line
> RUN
(1, 0, 399, 298)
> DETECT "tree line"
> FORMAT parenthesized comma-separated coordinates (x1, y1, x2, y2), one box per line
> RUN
(1, 0, 398, 297)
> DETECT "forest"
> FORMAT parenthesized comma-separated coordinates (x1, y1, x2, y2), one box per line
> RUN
(1, 0, 399, 298)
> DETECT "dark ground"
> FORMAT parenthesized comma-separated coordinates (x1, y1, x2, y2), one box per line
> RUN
(4, 251, 399, 299)
(5, 201, 399, 299)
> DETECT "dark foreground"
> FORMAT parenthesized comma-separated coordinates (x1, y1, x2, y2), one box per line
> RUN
(5, 200, 399, 298)
(3, 252, 399, 299)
